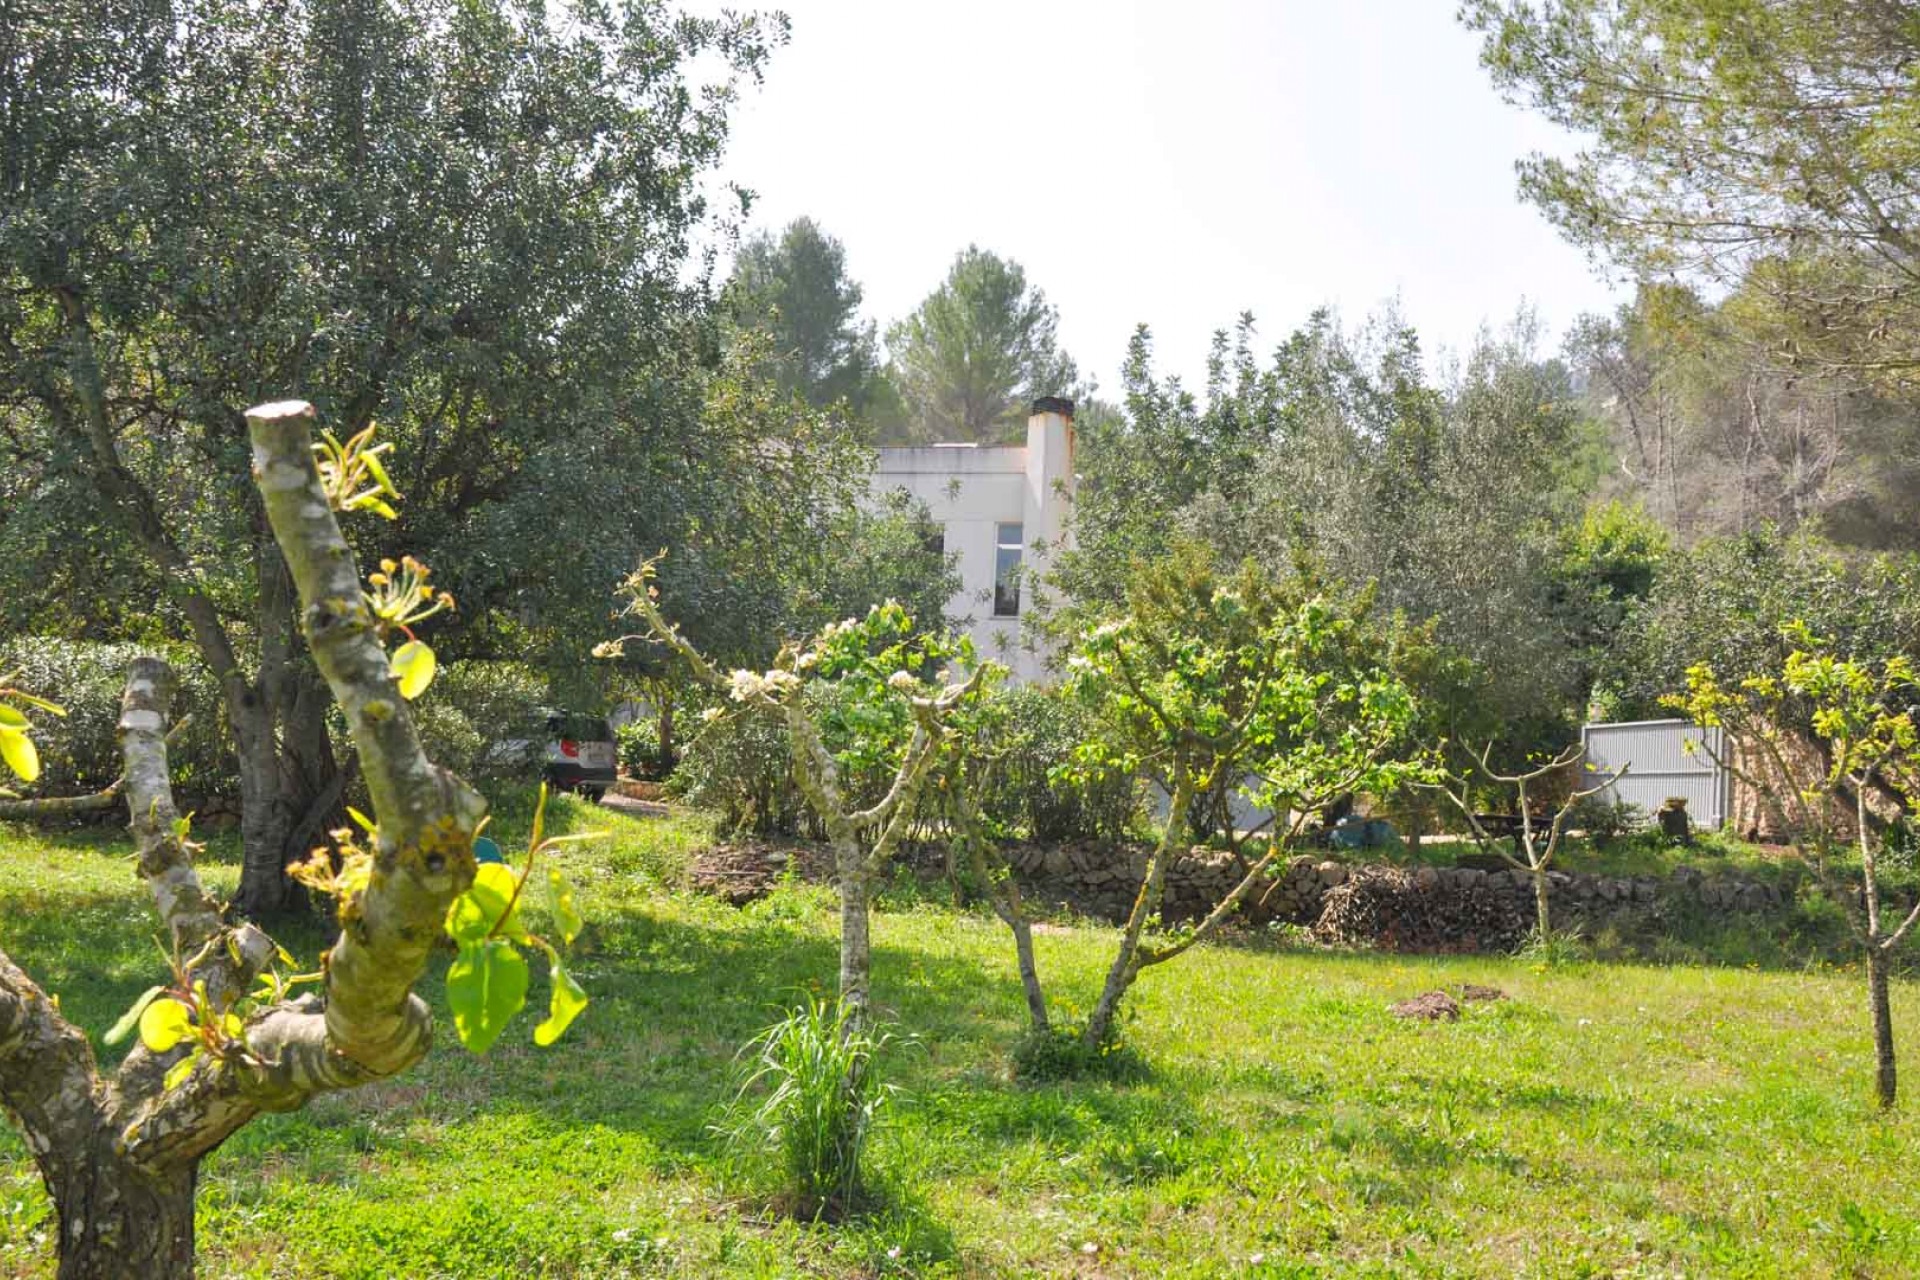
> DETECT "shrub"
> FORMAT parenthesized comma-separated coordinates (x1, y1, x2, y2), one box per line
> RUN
(670, 702, 807, 836)
(976, 685, 1141, 843)
(0, 637, 231, 799)
(616, 718, 674, 781)
(1010, 1021, 1147, 1084)
(1567, 792, 1643, 846)
(408, 699, 489, 783)
(418, 660, 549, 781)
(721, 997, 895, 1218)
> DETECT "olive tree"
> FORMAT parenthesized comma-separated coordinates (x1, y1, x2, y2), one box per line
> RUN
(0, 0, 782, 916)
(0, 401, 580, 1277)
(1674, 633, 1920, 1107)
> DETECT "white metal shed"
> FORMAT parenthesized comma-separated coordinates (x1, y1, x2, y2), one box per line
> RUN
(1580, 718, 1730, 829)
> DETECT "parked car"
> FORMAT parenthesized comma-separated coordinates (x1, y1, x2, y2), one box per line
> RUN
(541, 711, 618, 800)
(487, 708, 618, 801)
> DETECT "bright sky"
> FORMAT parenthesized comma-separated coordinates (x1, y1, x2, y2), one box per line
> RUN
(703, 0, 1627, 395)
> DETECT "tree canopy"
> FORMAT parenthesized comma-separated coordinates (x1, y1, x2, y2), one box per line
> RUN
(884, 246, 1080, 444)
(1466, 0, 1920, 390)
(0, 0, 849, 912)
(726, 217, 891, 418)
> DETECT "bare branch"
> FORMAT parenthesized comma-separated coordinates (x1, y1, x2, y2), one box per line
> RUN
(119, 661, 222, 957)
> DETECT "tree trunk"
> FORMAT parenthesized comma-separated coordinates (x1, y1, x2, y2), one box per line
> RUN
(657, 695, 675, 771)
(1531, 866, 1552, 938)
(1083, 777, 1193, 1049)
(51, 1144, 197, 1280)
(1008, 911, 1049, 1032)
(229, 690, 297, 919)
(1083, 951, 1137, 1051)
(839, 858, 873, 1019)
(231, 668, 345, 919)
(1869, 945, 1897, 1109)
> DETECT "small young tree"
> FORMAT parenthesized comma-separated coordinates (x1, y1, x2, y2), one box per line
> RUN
(952, 548, 1430, 1057)
(0, 401, 582, 1277)
(1673, 633, 1920, 1107)
(1424, 744, 1627, 940)
(606, 564, 987, 1019)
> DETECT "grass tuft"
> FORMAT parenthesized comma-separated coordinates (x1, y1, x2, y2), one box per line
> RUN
(719, 996, 897, 1221)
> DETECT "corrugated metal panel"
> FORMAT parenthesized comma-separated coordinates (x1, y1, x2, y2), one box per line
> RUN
(1581, 719, 1728, 829)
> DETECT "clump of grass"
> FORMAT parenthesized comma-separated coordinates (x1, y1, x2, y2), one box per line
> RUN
(1517, 923, 1592, 968)
(720, 996, 895, 1220)
(1010, 1021, 1148, 1084)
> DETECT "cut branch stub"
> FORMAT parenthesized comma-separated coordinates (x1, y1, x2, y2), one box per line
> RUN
(120, 658, 223, 957)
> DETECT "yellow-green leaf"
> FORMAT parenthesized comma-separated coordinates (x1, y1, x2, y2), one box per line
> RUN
(0, 729, 38, 784)
(446, 939, 529, 1054)
(0, 704, 29, 733)
(361, 448, 399, 500)
(139, 998, 195, 1053)
(530, 782, 549, 855)
(105, 986, 168, 1046)
(534, 954, 588, 1047)
(444, 862, 524, 944)
(391, 641, 436, 700)
(6, 692, 63, 716)
(163, 1049, 202, 1091)
(546, 868, 584, 947)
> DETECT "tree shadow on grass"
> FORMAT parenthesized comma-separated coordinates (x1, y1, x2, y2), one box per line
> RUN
(219, 902, 1037, 1164)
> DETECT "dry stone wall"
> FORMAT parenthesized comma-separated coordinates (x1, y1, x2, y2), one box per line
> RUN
(999, 842, 1792, 954)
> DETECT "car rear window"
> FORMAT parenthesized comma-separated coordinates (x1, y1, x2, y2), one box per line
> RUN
(551, 714, 613, 742)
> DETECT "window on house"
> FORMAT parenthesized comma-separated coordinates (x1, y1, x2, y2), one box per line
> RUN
(993, 522, 1023, 617)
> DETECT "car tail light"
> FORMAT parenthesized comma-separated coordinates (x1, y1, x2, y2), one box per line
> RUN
(559, 739, 579, 758)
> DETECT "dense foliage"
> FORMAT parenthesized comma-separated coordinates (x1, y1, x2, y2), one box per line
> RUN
(1468, 0, 1920, 391)
(967, 684, 1141, 844)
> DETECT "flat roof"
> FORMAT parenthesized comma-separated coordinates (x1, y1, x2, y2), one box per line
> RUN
(875, 445, 1028, 474)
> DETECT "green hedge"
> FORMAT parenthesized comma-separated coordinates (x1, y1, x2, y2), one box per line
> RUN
(414, 660, 551, 781)
(0, 637, 233, 799)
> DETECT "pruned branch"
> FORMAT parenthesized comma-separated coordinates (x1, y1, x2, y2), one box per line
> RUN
(0, 714, 192, 820)
(103, 400, 490, 1174)
(120, 661, 223, 957)
(247, 398, 484, 1063)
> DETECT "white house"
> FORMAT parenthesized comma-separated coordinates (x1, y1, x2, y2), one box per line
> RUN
(871, 397, 1076, 683)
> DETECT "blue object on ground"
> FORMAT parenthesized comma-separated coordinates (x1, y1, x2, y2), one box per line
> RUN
(1330, 817, 1397, 850)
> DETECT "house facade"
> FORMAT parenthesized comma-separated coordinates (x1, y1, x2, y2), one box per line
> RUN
(871, 397, 1076, 683)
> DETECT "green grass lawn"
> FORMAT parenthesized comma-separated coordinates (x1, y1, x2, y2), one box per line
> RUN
(4, 796, 1920, 1278)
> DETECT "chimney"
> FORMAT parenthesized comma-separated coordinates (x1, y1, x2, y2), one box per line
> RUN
(1023, 396, 1076, 579)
